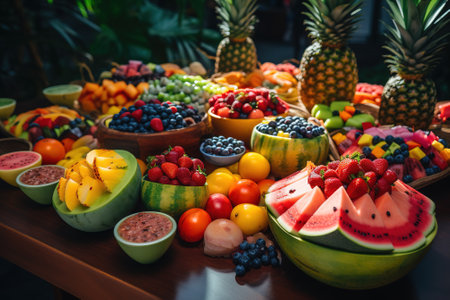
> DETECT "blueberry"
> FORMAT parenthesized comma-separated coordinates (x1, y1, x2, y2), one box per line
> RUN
(239, 241, 249, 251)
(289, 131, 297, 138)
(239, 254, 251, 269)
(355, 131, 363, 139)
(425, 167, 434, 176)
(332, 110, 339, 116)
(394, 154, 404, 164)
(270, 257, 280, 267)
(428, 152, 435, 159)
(372, 136, 381, 145)
(248, 243, 256, 250)
(268, 250, 277, 259)
(256, 238, 266, 247)
(354, 109, 361, 115)
(394, 137, 404, 145)
(385, 135, 394, 144)
(393, 149, 401, 156)
(251, 258, 262, 269)
(232, 252, 242, 265)
(382, 144, 389, 151)
(421, 156, 430, 166)
(385, 155, 394, 164)
(122, 116, 130, 123)
(261, 254, 270, 265)
(235, 265, 246, 276)
(236, 140, 244, 147)
(400, 143, 409, 151)
(363, 147, 372, 156)
(403, 174, 413, 183)
(267, 245, 275, 252)
(402, 150, 409, 158)
(432, 165, 441, 173)
(221, 149, 229, 156)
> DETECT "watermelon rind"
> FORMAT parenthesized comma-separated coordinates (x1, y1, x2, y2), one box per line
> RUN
(52, 150, 141, 232)
(250, 128, 329, 179)
(141, 179, 208, 218)
(269, 212, 437, 290)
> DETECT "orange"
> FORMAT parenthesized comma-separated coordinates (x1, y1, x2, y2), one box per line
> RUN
(238, 152, 270, 182)
(136, 158, 147, 176)
(61, 138, 75, 153)
(33, 138, 66, 165)
(257, 179, 275, 206)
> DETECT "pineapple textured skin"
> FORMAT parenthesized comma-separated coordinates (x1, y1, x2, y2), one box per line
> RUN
(215, 37, 257, 73)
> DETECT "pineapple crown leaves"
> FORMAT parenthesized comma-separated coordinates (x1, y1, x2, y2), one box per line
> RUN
(215, 0, 259, 39)
(383, 0, 450, 77)
(303, 0, 363, 46)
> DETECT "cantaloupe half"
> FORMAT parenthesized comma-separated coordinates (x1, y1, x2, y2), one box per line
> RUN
(86, 149, 123, 168)
(77, 176, 106, 207)
(65, 178, 81, 211)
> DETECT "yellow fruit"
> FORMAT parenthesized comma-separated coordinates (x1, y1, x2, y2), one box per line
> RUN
(136, 158, 147, 176)
(93, 156, 127, 169)
(226, 162, 239, 174)
(206, 171, 236, 195)
(232, 174, 241, 181)
(230, 204, 269, 235)
(69, 171, 82, 183)
(93, 164, 126, 192)
(86, 149, 123, 167)
(57, 177, 67, 202)
(212, 167, 232, 175)
(77, 176, 106, 207)
(78, 160, 94, 178)
(238, 152, 270, 182)
(64, 178, 81, 211)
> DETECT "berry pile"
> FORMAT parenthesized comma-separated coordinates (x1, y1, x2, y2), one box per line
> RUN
(255, 116, 325, 139)
(208, 88, 289, 119)
(232, 239, 280, 276)
(110, 60, 165, 85)
(308, 156, 398, 200)
(108, 100, 203, 133)
(201, 136, 245, 156)
(145, 146, 206, 186)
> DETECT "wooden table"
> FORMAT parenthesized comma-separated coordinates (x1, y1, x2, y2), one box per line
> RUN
(1, 178, 449, 300)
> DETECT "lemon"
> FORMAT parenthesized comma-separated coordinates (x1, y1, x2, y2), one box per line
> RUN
(230, 204, 268, 235)
(238, 152, 270, 182)
(206, 171, 235, 195)
(212, 167, 232, 175)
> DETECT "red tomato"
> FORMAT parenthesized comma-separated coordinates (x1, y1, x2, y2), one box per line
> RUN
(33, 138, 66, 164)
(248, 109, 264, 119)
(178, 208, 211, 243)
(228, 179, 260, 206)
(205, 193, 233, 220)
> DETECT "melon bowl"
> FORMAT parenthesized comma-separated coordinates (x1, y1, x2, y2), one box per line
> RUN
(52, 150, 141, 232)
(96, 115, 209, 160)
(250, 127, 329, 178)
(208, 108, 288, 146)
(141, 178, 209, 218)
(43, 84, 82, 107)
(269, 213, 437, 290)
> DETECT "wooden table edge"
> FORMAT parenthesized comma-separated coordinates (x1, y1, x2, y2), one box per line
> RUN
(0, 222, 160, 300)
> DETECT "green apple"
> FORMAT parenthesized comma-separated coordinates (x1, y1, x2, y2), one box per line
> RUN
(316, 109, 333, 121)
(330, 101, 352, 112)
(311, 104, 329, 117)
(324, 116, 344, 130)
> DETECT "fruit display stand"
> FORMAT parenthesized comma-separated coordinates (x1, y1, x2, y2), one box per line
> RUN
(0, 178, 449, 299)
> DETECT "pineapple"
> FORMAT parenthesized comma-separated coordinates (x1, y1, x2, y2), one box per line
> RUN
(298, 0, 362, 111)
(378, 0, 449, 129)
(215, 0, 258, 73)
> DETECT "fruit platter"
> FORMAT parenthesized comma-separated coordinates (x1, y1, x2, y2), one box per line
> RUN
(2, 0, 450, 298)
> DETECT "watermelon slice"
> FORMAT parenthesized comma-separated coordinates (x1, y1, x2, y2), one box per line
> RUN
(392, 180, 435, 214)
(299, 187, 394, 253)
(268, 167, 310, 193)
(277, 186, 326, 235)
(375, 193, 426, 252)
(265, 176, 312, 217)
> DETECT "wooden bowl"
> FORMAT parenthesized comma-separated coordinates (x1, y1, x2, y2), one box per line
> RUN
(96, 115, 210, 160)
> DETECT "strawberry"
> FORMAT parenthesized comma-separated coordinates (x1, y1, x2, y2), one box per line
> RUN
(324, 177, 343, 198)
(176, 167, 191, 185)
(159, 175, 171, 184)
(169, 106, 177, 113)
(308, 172, 324, 189)
(242, 103, 253, 114)
(161, 162, 178, 179)
(323, 169, 338, 179)
(359, 158, 375, 173)
(150, 118, 164, 132)
(119, 111, 131, 119)
(312, 165, 327, 175)
(165, 151, 179, 164)
(375, 177, 391, 198)
(148, 154, 165, 167)
(336, 158, 360, 184)
(191, 171, 206, 186)
(382, 169, 398, 184)
(327, 160, 340, 170)
(147, 167, 163, 182)
(192, 158, 205, 171)
(373, 158, 388, 176)
(347, 178, 368, 200)
(229, 110, 240, 118)
(134, 99, 146, 108)
(178, 156, 193, 169)
(364, 171, 377, 188)
(172, 146, 185, 158)
(131, 109, 143, 122)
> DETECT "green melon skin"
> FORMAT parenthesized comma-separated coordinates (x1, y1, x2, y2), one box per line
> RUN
(250, 128, 329, 179)
(52, 150, 141, 232)
(269, 213, 437, 290)
(141, 180, 208, 219)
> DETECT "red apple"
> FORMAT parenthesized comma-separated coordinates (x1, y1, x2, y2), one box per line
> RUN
(205, 193, 233, 220)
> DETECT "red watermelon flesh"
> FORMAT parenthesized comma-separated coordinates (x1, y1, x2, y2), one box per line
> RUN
(265, 176, 312, 217)
(392, 180, 435, 214)
(375, 192, 426, 252)
(268, 167, 309, 193)
(277, 186, 326, 235)
(299, 187, 394, 253)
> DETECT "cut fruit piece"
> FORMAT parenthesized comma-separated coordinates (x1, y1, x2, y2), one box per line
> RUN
(265, 176, 312, 217)
(277, 186, 326, 234)
(268, 166, 310, 193)
(375, 192, 426, 252)
(86, 149, 123, 167)
(77, 176, 106, 207)
(299, 187, 394, 253)
(392, 180, 435, 214)
(69, 171, 82, 183)
(57, 177, 67, 202)
(64, 178, 81, 211)
(78, 160, 94, 178)
(93, 156, 127, 169)
(93, 165, 126, 192)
